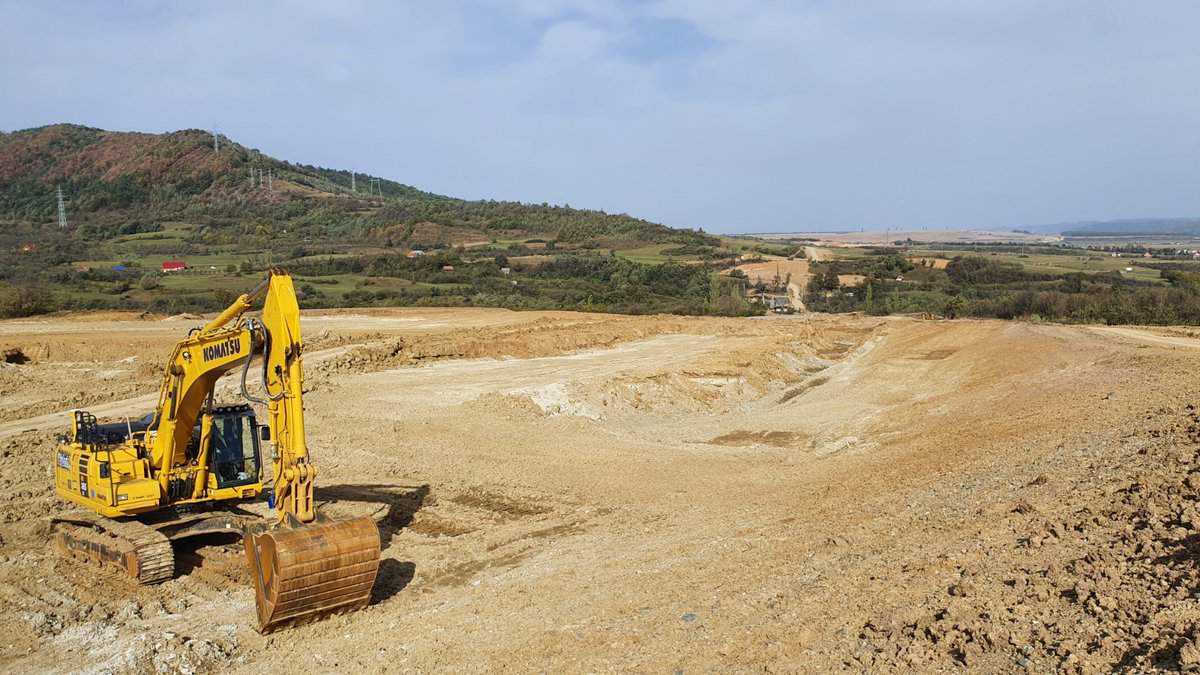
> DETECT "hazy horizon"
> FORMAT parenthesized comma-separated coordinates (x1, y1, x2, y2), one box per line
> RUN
(4, 2, 1199, 234)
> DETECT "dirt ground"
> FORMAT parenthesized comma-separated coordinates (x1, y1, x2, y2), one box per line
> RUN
(3, 308, 1200, 673)
(735, 257, 810, 309)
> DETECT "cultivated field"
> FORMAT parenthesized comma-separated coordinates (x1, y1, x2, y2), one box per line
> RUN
(2, 309, 1200, 672)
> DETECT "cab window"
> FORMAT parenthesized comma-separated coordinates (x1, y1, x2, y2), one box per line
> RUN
(211, 415, 260, 488)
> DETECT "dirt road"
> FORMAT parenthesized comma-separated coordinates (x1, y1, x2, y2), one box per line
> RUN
(3, 310, 1200, 672)
(1089, 325, 1200, 349)
(804, 245, 832, 262)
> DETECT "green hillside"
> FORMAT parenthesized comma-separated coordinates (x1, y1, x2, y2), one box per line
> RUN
(0, 124, 757, 317)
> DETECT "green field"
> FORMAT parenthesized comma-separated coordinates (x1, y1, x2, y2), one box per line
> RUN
(615, 244, 695, 263)
(718, 236, 795, 257)
(909, 248, 1178, 283)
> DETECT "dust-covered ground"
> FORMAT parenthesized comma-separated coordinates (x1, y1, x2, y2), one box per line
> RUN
(2, 308, 1200, 673)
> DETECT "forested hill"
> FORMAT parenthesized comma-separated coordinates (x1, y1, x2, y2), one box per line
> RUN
(0, 125, 759, 319)
(0, 124, 711, 248)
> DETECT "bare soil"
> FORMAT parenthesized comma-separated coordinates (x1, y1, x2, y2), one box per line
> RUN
(2, 308, 1200, 673)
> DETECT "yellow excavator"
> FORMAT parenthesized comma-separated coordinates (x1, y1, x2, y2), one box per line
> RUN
(50, 271, 380, 633)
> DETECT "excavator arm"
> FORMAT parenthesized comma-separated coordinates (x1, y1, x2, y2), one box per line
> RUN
(145, 272, 379, 632)
(237, 273, 381, 633)
(145, 272, 314, 523)
(255, 272, 315, 523)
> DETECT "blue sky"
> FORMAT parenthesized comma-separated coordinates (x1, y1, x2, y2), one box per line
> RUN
(3, 1, 1199, 234)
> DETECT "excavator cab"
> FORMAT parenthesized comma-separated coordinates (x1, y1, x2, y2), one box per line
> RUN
(204, 406, 262, 490)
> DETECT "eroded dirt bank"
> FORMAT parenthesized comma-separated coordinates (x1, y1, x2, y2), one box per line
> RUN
(2, 308, 1199, 673)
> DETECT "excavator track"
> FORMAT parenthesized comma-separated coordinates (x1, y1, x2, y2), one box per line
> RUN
(51, 512, 174, 584)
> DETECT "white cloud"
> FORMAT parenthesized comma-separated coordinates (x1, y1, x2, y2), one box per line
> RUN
(3, 1, 1200, 231)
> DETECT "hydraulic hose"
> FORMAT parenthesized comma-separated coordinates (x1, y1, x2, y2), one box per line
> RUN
(240, 319, 285, 405)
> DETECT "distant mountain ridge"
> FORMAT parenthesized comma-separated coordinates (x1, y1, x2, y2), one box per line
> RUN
(0, 124, 709, 248)
(1019, 218, 1200, 237)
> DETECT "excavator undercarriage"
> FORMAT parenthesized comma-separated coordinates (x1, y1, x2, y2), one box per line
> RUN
(51, 512, 175, 584)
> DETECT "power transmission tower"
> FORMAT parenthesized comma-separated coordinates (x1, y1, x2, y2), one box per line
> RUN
(268, 169, 273, 191)
(371, 178, 381, 198)
(351, 173, 356, 193)
(56, 186, 68, 229)
(213, 127, 220, 152)
(249, 167, 255, 188)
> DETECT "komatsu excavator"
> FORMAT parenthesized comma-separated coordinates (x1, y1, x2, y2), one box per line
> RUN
(50, 271, 380, 633)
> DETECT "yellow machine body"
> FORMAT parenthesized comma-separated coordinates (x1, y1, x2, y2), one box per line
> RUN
(53, 407, 263, 519)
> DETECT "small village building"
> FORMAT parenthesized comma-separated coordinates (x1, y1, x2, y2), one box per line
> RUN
(161, 260, 187, 272)
(766, 296, 792, 313)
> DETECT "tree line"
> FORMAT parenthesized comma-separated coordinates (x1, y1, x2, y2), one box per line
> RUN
(806, 254, 1200, 324)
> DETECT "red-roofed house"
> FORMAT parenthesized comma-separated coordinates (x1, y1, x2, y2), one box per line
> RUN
(161, 260, 187, 272)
